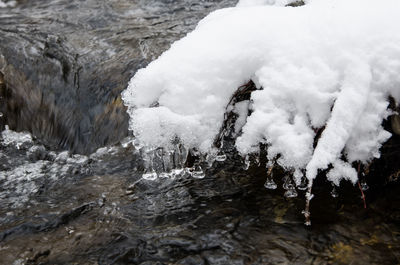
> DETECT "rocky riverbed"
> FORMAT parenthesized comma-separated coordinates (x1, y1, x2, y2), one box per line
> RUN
(1, 0, 400, 264)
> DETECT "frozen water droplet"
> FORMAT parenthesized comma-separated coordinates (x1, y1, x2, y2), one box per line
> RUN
(133, 139, 144, 150)
(331, 186, 339, 198)
(142, 170, 157, 180)
(297, 177, 308, 190)
(243, 155, 250, 170)
(205, 153, 216, 168)
(284, 186, 298, 198)
(302, 210, 311, 225)
(192, 164, 205, 179)
(215, 150, 227, 162)
(302, 210, 310, 217)
(155, 148, 164, 158)
(360, 181, 369, 191)
(159, 172, 171, 178)
(171, 168, 184, 177)
(264, 178, 277, 189)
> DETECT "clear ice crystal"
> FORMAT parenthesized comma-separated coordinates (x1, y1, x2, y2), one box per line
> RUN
(284, 186, 298, 198)
(331, 186, 339, 198)
(282, 175, 293, 190)
(264, 178, 277, 189)
(191, 164, 205, 179)
(205, 153, 216, 168)
(297, 176, 308, 191)
(142, 170, 158, 180)
(215, 150, 227, 162)
(171, 168, 184, 177)
(243, 155, 250, 170)
(360, 181, 369, 191)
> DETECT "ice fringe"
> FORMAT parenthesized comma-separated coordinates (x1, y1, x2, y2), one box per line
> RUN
(122, 0, 400, 188)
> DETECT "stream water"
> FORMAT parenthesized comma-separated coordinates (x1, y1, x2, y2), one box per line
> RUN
(0, 1, 400, 264)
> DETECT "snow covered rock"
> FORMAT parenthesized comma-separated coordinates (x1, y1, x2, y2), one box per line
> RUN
(122, 0, 400, 185)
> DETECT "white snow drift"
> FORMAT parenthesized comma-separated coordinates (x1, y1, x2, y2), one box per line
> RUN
(122, 0, 400, 185)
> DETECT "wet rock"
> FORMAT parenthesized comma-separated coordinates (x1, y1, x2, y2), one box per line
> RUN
(0, 0, 236, 154)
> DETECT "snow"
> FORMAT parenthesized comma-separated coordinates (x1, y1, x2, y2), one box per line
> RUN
(122, 0, 400, 185)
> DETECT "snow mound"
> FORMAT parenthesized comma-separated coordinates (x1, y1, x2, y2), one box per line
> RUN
(122, 0, 400, 185)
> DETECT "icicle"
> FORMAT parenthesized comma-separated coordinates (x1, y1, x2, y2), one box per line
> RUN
(152, 147, 165, 173)
(191, 163, 205, 179)
(133, 138, 144, 150)
(282, 175, 293, 190)
(254, 152, 260, 167)
(264, 163, 277, 189)
(168, 144, 187, 177)
(205, 152, 216, 168)
(297, 176, 308, 191)
(331, 186, 339, 198)
(243, 154, 250, 170)
(303, 181, 314, 226)
(162, 150, 173, 174)
(284, 183, 298, 198)
(302, 209, 311, 226)
(215, 150, 227, 162)
(141, 148, 158, 180)
(264, 178, 277, 189)
(215, 140, 227, 162)
(360, 181, 369, 191)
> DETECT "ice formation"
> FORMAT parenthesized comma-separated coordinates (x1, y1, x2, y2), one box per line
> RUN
(122, 0, 400, 186)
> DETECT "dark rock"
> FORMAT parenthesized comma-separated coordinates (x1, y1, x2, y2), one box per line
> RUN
(0, 0, 236, 154)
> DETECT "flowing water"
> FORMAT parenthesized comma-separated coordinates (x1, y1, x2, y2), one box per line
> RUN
(1, 1, 400, 264)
